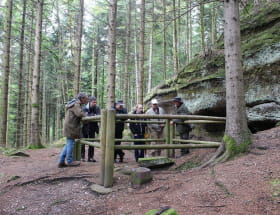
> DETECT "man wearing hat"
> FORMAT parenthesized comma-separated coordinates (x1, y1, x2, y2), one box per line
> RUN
(81, 96, 100, 162)
(171, 96, 192, 156)
(146, 99, 165, 156)
(113, 100, 128, 162)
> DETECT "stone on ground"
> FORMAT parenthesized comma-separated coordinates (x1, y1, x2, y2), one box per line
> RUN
(90, 184, 112, 194)
(130, 167, 153, 185)
(138, 157, 175, 169)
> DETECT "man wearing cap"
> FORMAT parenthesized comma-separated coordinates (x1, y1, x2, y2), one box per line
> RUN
(58, 92, 88, 168)
(146, 99, 165, 156)
(81, 96, 100, 162)
(113, 100, 128, 162)
(171, 96, 192, 156)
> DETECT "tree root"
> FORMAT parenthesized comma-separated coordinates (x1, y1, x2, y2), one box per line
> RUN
(1, 174, 98, 195)
(199, 143, 226, 169)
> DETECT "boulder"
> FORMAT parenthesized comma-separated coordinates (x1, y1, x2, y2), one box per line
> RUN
(130, 167, 153, 185)
(138, 157, 175, 169)
(90, 184, 112, 194)
(144, 6, 280, 136)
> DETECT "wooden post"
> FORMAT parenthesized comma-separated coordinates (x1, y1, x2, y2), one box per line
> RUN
(73, 139, 81, 161)
(170, 122, 175, 157)
(100, 109, 107, 186)
(104, 109, 116, 188)
(165, 119, 171, 157)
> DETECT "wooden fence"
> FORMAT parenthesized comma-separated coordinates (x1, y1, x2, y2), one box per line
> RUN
(76, 109, 225, 187)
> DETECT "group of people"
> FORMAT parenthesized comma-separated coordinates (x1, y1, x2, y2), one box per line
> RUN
(58, 92, 192, 168)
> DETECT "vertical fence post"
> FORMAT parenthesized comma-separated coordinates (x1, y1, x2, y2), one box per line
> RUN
(73, 140, 81, 161)
(170, 122, 175, 158)
(165, 119, 171, 157)
(100, 109, 107, 186)
(104, 109, 116, 188)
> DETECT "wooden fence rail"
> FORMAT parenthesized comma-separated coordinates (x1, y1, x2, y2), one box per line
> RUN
(76, 109, 225, 187)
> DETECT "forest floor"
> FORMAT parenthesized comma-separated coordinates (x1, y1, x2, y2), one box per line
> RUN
(0, 127, 279, 215)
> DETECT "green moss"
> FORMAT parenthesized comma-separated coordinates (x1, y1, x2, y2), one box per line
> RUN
(175, 160, 201, 170)
(146, 208, 179, 215)
(139, 156, 166, 161)
(223, 135, 252, 158)
(242, 27, 280, 57)
(270, 179, 280, 198)
(241, 3, 280, 34)
(31, 103, 39, 108)
(26, 144, 45, 149)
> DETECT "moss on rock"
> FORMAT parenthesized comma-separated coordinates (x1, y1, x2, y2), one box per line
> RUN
(223, 135, 252, 158)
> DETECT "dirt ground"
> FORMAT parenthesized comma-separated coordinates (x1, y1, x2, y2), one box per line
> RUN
(0, 127, 279, 215)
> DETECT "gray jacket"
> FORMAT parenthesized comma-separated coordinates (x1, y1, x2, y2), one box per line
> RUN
(146, 107, 165, 132)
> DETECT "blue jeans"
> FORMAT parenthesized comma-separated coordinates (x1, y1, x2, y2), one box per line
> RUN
(58, 138, 75, 164)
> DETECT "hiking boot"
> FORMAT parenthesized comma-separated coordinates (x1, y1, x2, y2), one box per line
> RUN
(67, 161, 80, 167)
(58, 162, 67, 168)
(181, 149, 190, 156)
(119, 156, 124, 163)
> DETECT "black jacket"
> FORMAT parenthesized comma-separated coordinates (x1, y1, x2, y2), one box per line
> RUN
(114, 106, 128, 133)
(82, 104, 101, 137)
(129, 110, 147, 136)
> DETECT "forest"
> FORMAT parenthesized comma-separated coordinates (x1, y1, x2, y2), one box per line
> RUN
(0, 0, 277, 149)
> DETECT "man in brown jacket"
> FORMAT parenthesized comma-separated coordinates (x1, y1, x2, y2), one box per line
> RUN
(58, 92, 88, 168)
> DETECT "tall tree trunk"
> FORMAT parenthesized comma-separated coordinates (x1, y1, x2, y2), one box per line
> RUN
(172, 0, 179, 75)
(134, 5, 139, 101)
(91, 39, 98, 97)
(211, 2, 217, 48)
(162, 0, 167, 79)
(41, 64, 47, 144)
(0, 0, 13, 147)
(147, 0, 154, 93)
(16, 0, 27, 148)
(30, 0, 44, 148)
(223, 0, 250, 158)
(101, 57, 105, 108)
(199, 2, 205, 55)
(124, 0, 132, 106)
(184, 0, 190, 62)
(73, 0, 84, 96)
(24, 6, 35, 147)
(177, 0, 181, 67)
(189, 0, 193, 60)
(106, 0, 117, 108)
(138, 0, 145, 104)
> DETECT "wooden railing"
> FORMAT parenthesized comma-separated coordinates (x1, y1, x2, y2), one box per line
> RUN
(76, 109, 225, 187)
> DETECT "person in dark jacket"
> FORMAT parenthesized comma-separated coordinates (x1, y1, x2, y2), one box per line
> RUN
(129, 104, 147, 162)
(113, 100, 128, 162)
(58, 92, 88, 168)
(81, 96, 100, 162)
(171, 96, 192, 156)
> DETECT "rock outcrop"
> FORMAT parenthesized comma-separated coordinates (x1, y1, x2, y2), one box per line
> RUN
(145, 5, 280, 137)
